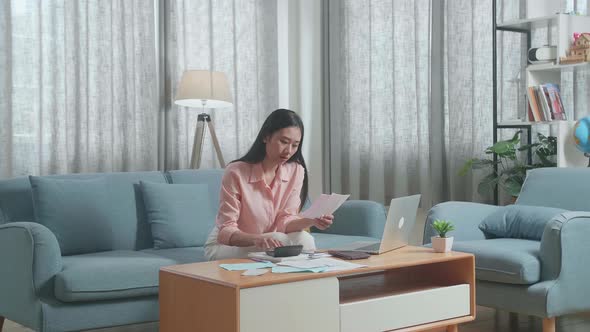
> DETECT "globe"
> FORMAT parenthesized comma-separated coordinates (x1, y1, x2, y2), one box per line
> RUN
(573, 116, 590, 154)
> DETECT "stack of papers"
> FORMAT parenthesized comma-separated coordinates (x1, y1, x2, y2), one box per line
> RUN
(272, 266, 327, 273)
(247, 252, 309, 263)
(219, 261, 275, 271)
(219, 254, 366, 274)
(247, 252, 331, 263)
(277, 258, 367, 272)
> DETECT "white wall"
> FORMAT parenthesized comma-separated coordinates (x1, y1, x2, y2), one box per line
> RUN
(278, 0, 324, 200)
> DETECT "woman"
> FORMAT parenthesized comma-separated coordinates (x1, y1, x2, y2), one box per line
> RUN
(204, 109, 333, 260)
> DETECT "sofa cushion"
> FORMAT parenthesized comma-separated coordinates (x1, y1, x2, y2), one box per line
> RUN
(28, 172, 167, 253)
(166, 169, 224, 215)
(453, 239, 541, 285)
(140, 182, 214, 248)
(54, 250, 177, 302)
(30, 176, 115, 255)
(311, 232, 381, 250)
(479, 205, 566, 241)
(142, 247, 207, 264)
(0, 177, 36, 223)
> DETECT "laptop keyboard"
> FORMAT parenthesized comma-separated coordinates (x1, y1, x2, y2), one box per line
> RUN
(355, 243, 381, 252)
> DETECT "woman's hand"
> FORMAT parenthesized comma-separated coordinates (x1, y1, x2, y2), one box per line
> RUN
(313, 214, 334, 230)
(253, 234, 283, 250)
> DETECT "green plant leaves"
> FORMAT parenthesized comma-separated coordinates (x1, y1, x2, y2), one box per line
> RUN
(461, 130, 557, 198)
(432, 219, 455, 238)
(504, 177, 522, 197)
(477, 173, 499, 197)
(458, 158, 496, 176)
(458, 159, 474, 177)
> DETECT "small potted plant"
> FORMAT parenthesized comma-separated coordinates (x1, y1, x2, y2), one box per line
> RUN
(431, 219, 455, 253)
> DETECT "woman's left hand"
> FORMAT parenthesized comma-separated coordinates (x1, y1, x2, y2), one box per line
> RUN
(313, 214, 334, 230)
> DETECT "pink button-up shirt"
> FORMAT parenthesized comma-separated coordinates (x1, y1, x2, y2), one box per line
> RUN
(216, 161, 304, 245)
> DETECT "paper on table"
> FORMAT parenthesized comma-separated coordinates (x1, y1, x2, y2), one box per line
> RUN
(300, 193, 350, 219)
(271, 266, 327, 273)
(241, 269, 270, 276)
(277, 258, 367, 271)
(219, 262, 275, 271)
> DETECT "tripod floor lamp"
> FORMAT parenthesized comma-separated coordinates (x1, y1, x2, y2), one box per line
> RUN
(174, 70, 233, 168)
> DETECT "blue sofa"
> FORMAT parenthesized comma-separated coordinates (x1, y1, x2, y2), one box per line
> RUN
(0, 169, 384, 332)
(424, 168, 590, 330)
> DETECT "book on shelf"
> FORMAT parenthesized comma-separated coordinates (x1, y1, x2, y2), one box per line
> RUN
(526, 83, 567, 122)
(535, 86, 551, 121)
(527, 101, 535, 122)
(526, 86, 543, 121)
(544, 83, 567, 120)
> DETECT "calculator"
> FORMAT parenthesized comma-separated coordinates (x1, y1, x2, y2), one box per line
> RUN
(265, 245, 303, 257)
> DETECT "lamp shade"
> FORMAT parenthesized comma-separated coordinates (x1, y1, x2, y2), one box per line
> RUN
(174, 70, 233, 108)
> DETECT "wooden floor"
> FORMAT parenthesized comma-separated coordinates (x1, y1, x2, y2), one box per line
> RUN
(4, 306, 590, 332)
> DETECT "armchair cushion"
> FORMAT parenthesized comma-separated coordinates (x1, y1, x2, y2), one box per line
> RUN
(478, 205, 567, 241)
(54, 250, 176, 302)
(140, 182, 215, 248)
(453, 239, 541, 285)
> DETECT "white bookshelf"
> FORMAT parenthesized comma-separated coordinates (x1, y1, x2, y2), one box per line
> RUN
(493, 1, 590, 203)
(497, 15, 558, 31)
(497, 120, 563, 127)
(496, 13, 590, 127)
(526, 62, 590, 71)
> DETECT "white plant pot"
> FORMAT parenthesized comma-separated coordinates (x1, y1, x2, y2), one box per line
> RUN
(431, 236, 454, 253)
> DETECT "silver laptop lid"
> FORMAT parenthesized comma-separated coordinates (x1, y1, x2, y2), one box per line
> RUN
(378, 194, 421, 253)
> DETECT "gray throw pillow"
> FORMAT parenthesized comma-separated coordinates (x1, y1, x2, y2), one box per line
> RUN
(29, 176, 113, 255)
(479, 205, 567, 241)
(140, 181, 215, 249)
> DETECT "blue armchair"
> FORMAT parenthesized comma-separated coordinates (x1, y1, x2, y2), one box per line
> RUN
(423, 168, 590, 332)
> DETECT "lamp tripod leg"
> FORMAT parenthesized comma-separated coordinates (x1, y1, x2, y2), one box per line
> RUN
(207, 120, 226, 168)
(191, 119, 206, 169)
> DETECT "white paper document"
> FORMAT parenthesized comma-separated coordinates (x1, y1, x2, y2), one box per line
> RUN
(300, 193, 350, 219)
(241, 269, 270, 276)
(277, 258, 367, 271)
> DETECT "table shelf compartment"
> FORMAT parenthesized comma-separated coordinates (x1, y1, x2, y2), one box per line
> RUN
(339, 275, 469, 332)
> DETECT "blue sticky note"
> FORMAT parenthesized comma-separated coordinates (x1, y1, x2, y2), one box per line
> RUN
(219, 262, 275, 271)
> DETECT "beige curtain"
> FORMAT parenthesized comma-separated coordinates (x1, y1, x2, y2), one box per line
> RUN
(328, 0, 434, 206)
(0, 0, 159, 178)
(442, 0, 494, 203)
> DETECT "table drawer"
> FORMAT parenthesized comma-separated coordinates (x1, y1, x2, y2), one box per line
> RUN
(340, 284, 470, 332)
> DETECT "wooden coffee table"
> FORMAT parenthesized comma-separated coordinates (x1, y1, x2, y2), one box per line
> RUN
(160, 246, 475, 332)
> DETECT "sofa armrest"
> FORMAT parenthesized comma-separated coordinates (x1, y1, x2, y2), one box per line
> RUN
(423, 201, 500, 244)
(534, 212, 590, 316)
(0, 222, 62, 327)
(312, 200, 386, 238)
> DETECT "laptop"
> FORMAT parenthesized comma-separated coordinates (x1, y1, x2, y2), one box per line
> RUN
(337, 194, 421, 254)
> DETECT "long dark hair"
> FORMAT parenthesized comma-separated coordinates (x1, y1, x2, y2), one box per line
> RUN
(234, 109, 308, 211)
